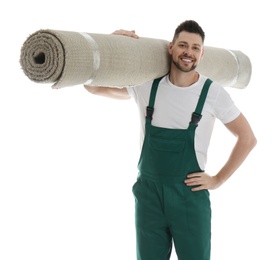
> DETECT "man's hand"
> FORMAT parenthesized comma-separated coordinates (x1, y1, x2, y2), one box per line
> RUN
(112, 29, 139, 38)
(184, 172, 221, 191)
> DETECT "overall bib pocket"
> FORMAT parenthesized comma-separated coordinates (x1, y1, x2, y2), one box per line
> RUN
(147, 137, 187, 175)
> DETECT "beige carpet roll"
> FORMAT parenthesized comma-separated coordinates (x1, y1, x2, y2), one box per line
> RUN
(20, 29, 252, 89)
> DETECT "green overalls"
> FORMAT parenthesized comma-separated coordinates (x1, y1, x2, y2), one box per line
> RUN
(132, 77, 213, 260)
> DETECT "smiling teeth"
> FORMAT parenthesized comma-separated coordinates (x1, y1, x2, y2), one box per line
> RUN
(182, 58, 192, 62)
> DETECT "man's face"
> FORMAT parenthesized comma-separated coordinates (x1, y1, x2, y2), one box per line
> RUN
(169, 31, 204, 73)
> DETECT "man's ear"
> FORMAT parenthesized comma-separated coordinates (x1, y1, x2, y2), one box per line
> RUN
(200, 47, 205, 60)
(168, 42, 173, 55)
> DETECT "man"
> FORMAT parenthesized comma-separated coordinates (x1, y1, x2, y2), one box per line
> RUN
(84, 20, 256, 260)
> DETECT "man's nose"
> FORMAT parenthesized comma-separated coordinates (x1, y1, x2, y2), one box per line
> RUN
(183, 50, 192, 57)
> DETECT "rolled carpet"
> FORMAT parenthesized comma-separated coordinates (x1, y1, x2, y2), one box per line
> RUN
(20, 29, 252, 89)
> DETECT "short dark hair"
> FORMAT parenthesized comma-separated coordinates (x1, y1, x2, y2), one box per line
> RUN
(172, 20, 205, 43)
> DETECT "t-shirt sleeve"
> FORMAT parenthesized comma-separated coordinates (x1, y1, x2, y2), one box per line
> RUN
(127, 86, 136, 99)
(214, 87, 241, 124)
(126, 82, 151, 105)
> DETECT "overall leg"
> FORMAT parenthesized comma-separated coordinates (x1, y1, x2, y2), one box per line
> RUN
(166, 184, 211, 260)
(132, 179, 172, 260)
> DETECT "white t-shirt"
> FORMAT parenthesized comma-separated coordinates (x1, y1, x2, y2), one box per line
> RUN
(127, 74, 240, 170)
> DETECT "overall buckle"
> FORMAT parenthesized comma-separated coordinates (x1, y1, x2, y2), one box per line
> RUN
(191, 112, 202, 126)
(146, 106, 154, 120)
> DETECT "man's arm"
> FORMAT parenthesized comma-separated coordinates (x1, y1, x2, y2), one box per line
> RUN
(84, 85, 131, 100)
(185, 113, 257, 191)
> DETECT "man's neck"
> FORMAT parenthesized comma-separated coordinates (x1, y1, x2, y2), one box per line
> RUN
(169, 70, 199, 87)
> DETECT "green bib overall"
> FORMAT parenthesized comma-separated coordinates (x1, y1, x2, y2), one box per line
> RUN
(132, 77, 212, 260)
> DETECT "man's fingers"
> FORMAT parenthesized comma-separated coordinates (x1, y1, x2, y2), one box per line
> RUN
(185, 178, 202, 186)
(112, 29, 139, 38)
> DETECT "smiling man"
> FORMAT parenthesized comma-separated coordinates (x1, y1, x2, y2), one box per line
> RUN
(84, 20, 257, 260)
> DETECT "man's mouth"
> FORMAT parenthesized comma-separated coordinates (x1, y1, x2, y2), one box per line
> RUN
(181, 57, 194, 63)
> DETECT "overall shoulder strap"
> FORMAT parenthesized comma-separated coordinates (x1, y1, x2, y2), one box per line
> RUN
(146, 76, 164, 122)
(190, 78, 213, 126)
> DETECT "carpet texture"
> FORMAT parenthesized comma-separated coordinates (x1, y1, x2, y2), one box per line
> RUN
(20, 29, 252, 89)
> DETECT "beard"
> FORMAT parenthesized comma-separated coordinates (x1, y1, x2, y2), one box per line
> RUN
(172, 59, 197, 73)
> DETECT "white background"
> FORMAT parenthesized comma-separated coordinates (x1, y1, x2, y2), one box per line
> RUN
(1, 0, 278, 259)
